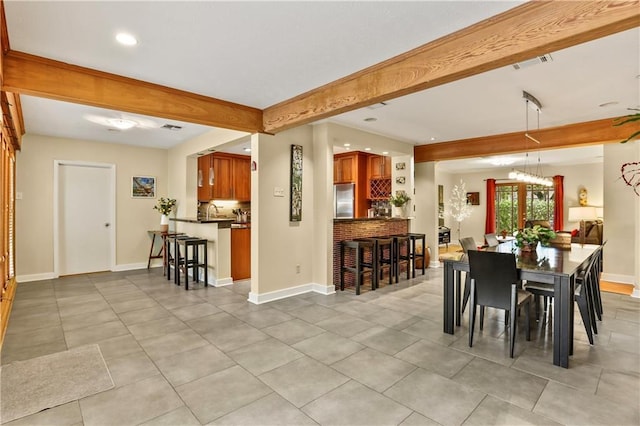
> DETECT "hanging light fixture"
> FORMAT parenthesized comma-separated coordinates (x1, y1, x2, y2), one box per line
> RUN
(508, 91, 553, 187)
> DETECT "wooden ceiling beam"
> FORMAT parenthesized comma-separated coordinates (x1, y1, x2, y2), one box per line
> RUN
(2, 50, 264, 133)
(413, 117, 640, 163)
(263, 1, 640, 134)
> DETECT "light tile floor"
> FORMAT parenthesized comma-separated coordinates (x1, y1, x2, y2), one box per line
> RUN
(2, 268, 639, 425)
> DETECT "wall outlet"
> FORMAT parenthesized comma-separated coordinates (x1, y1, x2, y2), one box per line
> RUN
(296, 264, 300, 273)
(274, 187, 285, 197)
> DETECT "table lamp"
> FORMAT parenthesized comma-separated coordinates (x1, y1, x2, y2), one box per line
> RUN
(568, 206, 597, 245)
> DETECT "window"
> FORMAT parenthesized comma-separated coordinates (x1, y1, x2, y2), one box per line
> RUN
(496, 183, 554, 233)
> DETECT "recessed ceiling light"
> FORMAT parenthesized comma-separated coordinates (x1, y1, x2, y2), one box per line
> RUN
(243, 147, 251, 152)
(364, 147, 371, 151)
(364, 117, 377, 122)
(343, 143, 350, 147)
(430, 137, 436, 141)
(382, 151, 389, 155)
(116, 32, 138, 46)
(107, 118, 137, 130)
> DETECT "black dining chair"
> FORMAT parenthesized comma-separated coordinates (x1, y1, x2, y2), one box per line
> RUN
(468, 250, 532, 358)
(459, 237, 478, 314)
(523, 246, 601, 345)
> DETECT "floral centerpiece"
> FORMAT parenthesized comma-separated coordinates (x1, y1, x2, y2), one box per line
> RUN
(153, 197, 176, 232)
(514, 225, 556, 252)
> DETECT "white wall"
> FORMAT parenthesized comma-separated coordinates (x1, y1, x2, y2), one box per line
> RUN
(250, 127, 317, 301)
(603, 142, 639, 286)
(16, 134, 168, 279)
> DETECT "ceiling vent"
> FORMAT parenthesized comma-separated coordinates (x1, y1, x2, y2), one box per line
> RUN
(161, 124, 183, 131)
(367, 102, 388, 110)
(512, 54, 553, 70)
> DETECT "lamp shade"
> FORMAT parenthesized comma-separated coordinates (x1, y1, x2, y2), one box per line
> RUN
(568, 206, 597, 222)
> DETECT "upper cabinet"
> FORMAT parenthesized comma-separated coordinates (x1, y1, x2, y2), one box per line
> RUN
(368, 154, 391, 179)
(197, 152, 251, 202)
(197, 154, 213, 202)
(333, 153, 356, 183)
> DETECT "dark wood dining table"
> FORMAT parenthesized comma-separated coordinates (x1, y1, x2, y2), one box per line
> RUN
(442, 241, 601, 368)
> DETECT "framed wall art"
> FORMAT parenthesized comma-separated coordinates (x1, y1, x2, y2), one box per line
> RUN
(290, 144, 303, 221)
(466, 191, 480, 205)
(131, 176, 156, 198)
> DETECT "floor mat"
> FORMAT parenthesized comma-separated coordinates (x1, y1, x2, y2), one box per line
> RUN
(0, 344, 114, 423)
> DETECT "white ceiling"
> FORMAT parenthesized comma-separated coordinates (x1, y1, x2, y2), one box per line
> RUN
(4, 1, 640, 171)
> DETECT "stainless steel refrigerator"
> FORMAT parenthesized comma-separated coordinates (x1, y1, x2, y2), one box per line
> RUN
(334, 183, 355, 218)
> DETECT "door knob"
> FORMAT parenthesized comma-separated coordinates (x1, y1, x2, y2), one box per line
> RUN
(105, 223, 110, 227)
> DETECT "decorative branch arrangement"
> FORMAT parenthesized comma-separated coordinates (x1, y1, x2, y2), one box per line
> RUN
(614, 108, 640, 196)
(446, 179, 473, 242)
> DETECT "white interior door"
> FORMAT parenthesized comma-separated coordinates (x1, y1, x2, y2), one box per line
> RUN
(58, 163, 113, 275)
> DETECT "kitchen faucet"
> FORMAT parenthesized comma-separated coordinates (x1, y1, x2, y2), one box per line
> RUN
(206, 203, 219, 220)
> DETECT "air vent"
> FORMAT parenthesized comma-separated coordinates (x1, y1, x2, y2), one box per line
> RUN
(161, 124, 183, 131)
(367, 102, 388, 110)
(512, 54, 553, 70)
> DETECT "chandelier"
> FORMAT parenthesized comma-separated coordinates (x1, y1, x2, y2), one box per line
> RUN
(508, 91, 552, 187)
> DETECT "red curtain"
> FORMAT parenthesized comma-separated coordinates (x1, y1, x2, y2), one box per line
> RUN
(485, 179, 496, 234)
(553, 175, 564, 231)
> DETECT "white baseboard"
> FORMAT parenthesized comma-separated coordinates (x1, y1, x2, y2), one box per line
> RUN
(631, 289, 640, 299)
(112, 263, 148, 272)
(248, 282, 335, 305)
(601, 273, 635, 285)
(429, 261, 441, 268)
(213, 277, 233, 287)
(16, 272, 57, 283)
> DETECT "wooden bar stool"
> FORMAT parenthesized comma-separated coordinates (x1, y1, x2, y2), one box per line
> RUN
(390, 234, 411, 283)
(406, 233, 427, 278)
(176, 238, 208, 290)
(340, 240, 376, 295)
(166, 235, 194, 282)
(358, 237, 394, 288)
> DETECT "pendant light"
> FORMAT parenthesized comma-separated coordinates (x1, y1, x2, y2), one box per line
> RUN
(508, 91, 553, 187)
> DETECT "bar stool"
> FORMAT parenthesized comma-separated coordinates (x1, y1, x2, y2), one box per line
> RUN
(176, 238, 208, 290)
(340, 239, 376, 295)
(147, 231, 184, 271)
(165, 235, 194, 282)
(406, 233, 427, 278)
(390, 234, 411, 283)
(358, 237, 394, 288)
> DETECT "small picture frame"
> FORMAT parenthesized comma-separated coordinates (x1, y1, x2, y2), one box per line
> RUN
(466, 192, 480, 205)
(396, 176, 406, 185)
(132, 176, 156, 198)
(395, 162, 406, 170)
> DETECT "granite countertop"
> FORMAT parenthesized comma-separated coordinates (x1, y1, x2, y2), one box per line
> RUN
(333, 217, 412, 222)
(171, 217, 235, 224)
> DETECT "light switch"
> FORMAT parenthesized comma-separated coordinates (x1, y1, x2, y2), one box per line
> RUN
(274, 187, 285, 197)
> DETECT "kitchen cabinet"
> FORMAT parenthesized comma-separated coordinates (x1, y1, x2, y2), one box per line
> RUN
(212, 155, 233, 199)
(232, 156, 251, 201)
(333, 153, 357, 183)
(367, 154, 391, 179)
(333, 152, 370, 217)
(198, 153, 250, 201)
(197, 154, 213, 202)
(231, 226, 251, 280)
(367, 154, 392, 200)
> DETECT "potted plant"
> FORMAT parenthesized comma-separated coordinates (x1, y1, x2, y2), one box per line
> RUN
(514, 225, 556, 252)
(389, 192, 411, 217)
(153, 197, 176, 232)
